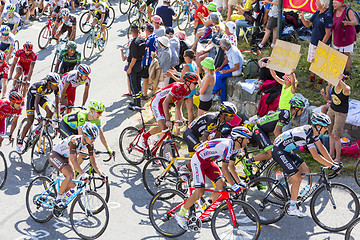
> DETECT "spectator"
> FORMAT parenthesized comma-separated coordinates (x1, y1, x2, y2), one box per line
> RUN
(152, 15, 165, 37)
(262, 1, 271, 29)
(226, 0, 242, 21)
(165, 27, 180, 69)
(258, 0, 279, 49)
(320, 83, 332, 114)
(299, 0, 332, 90)
(328, 78, 351, 163)
(233, 0, 256, 40)
(225, 21, 237, 46)
(197, 3, 219, 28)
(332, 0, 357, 77)
(155, 0, 176, 28)
(120, 39, 132, 98)
(198, 57, 215, 116)
(151, 36, 172, 89)
(212, 38, 244, 102)
(194, 0, 209, 35)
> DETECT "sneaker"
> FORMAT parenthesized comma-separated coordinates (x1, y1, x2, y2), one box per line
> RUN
(174, 213, 188, 230)
(16, 143, 23, 154)
(287, 207, 308, 218)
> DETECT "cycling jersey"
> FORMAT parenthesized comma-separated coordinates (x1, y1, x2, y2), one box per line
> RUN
(28, 80, 60, 97)
(142, 33, 158, 66)
(188, 112, 223, 137)
(90, 2, 108, 14)
(58, 50, 81, 66)
(56, 15, 76, 27)
(196, 138, 236, 163)
(15, 49, 37, 77)
(46, 0, 65, 8)
(0, 33, 15, 46)
(0, 11, 21, 25)
(0, 62, 9, 79)
(60, 70, 90, 89)
(255, 109, 291, 133)
(0, 99, 22, 135)
(63, 110, 101, 130)
(273, 125, 320, 152)
(53, 135, 94, 158)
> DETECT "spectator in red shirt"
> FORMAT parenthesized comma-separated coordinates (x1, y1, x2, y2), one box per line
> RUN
(194, 0, 209, 35)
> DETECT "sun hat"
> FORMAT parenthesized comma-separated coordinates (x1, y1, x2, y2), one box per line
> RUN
(207, 2, 217, 12)
(225, 21, 236, 34)
(158, 36, 169, 47)
(201, 57, 215, 70)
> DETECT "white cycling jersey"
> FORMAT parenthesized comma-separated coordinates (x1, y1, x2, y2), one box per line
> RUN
(195, 138, 236, 163)
(53, 135, 94, 157)
(60, 70, 91, 89)
(0, 11, 21, 25)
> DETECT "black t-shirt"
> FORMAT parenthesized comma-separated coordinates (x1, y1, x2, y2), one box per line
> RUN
(128, 36, 146, 63)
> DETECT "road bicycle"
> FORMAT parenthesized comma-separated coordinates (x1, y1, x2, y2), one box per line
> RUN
(119, 106, 187, 165)
(79, 4, 115, 34)
(119, 0, 135, 14)
(0, 136, 12, 189)
(127, 1, 147, 25)
(149, 187, 261, 239)
(9, 39, 19, 66)
(242, 167, 360, 231)
(345, 217, 360, 240)
(354, 157, 360, 187)
(83, 25, 109, 60)
(38, 16, 55, 50)
(176, 0, 195, 31)
(50, 37, 68, 72)
(26, 175, 109, 239)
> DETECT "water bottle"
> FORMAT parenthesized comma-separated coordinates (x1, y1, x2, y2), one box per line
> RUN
(66, 189, 75, 198)
(299, 185, 311, 197)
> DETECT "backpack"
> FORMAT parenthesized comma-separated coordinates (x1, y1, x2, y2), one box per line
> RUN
(341, 140, 360, 157)
(346, 7, 360, 33)
(242, 59, 260, 79)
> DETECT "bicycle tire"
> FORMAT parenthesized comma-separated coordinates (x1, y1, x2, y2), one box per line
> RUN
(83, 34, 95, 61)
(119, 0, 132, 14)
(354, 158, 360, 187)
(242, 177, 287, 225)
(30, 134, 53, 173)
(70, 190, 109, 239)
(119, 126, 145, 165)
(128, 5, 140, 25)
(45, 122, 58, 140)
(0, 152, 7, 189)
(50, 51, 58, 72)
(211, 200, 261, 240)
(142, 157, 178, 196)
(26, 176, 56, 223)
(171, 0, 181, 21)
(38, 25, 50, 49)
(310, 182, 360, 232)
(16, 118, 33, 155)
(149, 189, 187, 237)
(345, 217, 360, 240)
(79, 11, 93, 33)
(98, 27, 108, 52)
(106, 6, 115, 27)
(177, 9, 190, 31)
(159, 135, 188, 160)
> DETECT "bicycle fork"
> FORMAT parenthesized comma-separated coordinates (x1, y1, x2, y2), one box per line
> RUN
(324, 183, 337, 209)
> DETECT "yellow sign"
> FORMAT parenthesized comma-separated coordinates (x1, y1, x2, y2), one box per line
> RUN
(267, 40, 301, 75)
(309, 41, 348, 86)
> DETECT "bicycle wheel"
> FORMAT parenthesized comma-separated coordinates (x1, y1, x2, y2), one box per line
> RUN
(45, 122, 58, 140)
(98, 27, 108, 52)
(50, 51, 58, 73)
(211, 200, 261, 240)
(159, 136, 188, 160)
(119, 0, 132, 14)
(83, 34, 95, 61)
(142, 157, 178, 196)
(242, 177, 287, 225)
(26, 176, 56, 223)
(177, 9, 190, 31)
(106, 7, 115, 28)
(171, 0, 181, 21)
(31, 135, 53, 173)
(79, 11, 93, 33)
(345, 217, 360, 240)
(70, 191, 109, 239)
(16, 118, 33, 155)
(149, 189, 187, 237)
(38, 25, 51, 50)
(0, 152, 7, 189)
(354, 159, 360, 187)
(128, 5, 139, 25)
(119, 126, 145, 165)
(310, 183, 360, 232)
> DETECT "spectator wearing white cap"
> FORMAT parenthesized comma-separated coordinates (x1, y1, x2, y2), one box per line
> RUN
(225, 21, 237, 47)
(152, 36, 172, 88)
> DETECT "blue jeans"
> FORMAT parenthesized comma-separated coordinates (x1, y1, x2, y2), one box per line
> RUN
(235, 19, 251, 40)
(213, 65, 232, 102)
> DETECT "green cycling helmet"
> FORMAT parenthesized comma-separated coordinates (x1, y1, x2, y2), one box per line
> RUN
(289, 97, 305, 109)
(89, 100, 105, 112)
(67, 41, 77, 50)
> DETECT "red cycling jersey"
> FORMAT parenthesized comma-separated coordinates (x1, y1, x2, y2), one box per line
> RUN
(0, 62, 9, 79)
(15, 49, 37, 66)
(0, 99, 22, 135)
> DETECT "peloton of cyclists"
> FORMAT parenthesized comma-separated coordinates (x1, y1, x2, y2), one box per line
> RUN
(85, 0, 109, 42)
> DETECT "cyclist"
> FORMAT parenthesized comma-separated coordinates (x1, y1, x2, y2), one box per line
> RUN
(139, 0, 158, 20)
(175, 126, 251, 229)
(17, 73, 60, 153)
(52, 8, 77, 42)
(59, 100, 114, 157)
(54, 41, 81, 74)
(8, 41, 37, 96)
(59, 64, 90, 112)
(49, 122, 107, 214)
(242, 97, 306, 169)
(272, 112, 342, 217)
(85, 0, 109, 42)
(183, 101, 237, 157)
(0, 51, 9, 99)
(0, 92, 23, 146)
(0, 4, 22, 35)
(0, 26, 15, 63)
(140, 72, 199, 148)
(39, 0, 65, 21)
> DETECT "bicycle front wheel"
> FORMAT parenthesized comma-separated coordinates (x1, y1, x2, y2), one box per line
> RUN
(310, 183, 360, 232)
(38, 26, 51, 49)
(128, 5, 139, 24)
(70, 191, 109, 239)
(119, 0, 132, 14)
(79, 11, 93, 33)
(211, 200, 261, 240)
(159, 136, 188, 160)
(106, 6, 115, 27)
(177, 9, 190, 31)
(345, 217, 360, 240)
(83, 34, 95, 61)
(31, 135, 52, 173)
(26, 176, 56, 223)
(0, 152, 7, 189)
(149, 189, 187, 237)
(354, 158, 360, 187)
(119, 126, 145, 165)
(171, 0, 181, 20)
(16, 118, 32, 155)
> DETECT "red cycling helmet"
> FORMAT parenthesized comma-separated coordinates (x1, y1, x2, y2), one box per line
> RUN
(23, 41, 33, 51)
(9, 91, 23, 104)
(183, 72, 198, 83)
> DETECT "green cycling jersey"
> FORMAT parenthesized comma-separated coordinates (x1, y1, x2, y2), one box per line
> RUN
(63, 110, 101, 130)
(58, 49, 81, 64)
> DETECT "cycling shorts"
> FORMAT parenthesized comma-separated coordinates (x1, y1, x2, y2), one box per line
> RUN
(94, 11, 109, 25)
(150, 95, 167, 122)
(272, 146, 304, 177)
(59, 62, 76, 74)
(64, 86, 76, 106)
(52, 6, 61, 15)
(183, 128, 200, 153)
(0, 42, 10, 52)
(58, 24, 73, 37)
(252, 126, 273, 152)
(145, 0, 158, 9)
(49, 151, 69, 171)
(16, 61, 31, 77)
(59, 119, 77, 139)
(26, 94, 49, 115)
(191, 153, 223, 188)
(7, 22, 22, 33)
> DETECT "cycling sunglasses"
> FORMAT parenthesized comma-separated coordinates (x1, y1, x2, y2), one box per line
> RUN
(96, 111, 103, 115)
(2, 33, 9, 36)
(225, 113, 234, 117)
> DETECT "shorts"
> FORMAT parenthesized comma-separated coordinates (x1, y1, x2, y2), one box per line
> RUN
(264, 4, 271, 10)
(94, 11, 109, 25)
(150, 95, 167, 121)
(16, 61, 31, 77)
(0, 42, 10, 52)
(272, 146, 304, 177)
(307, 43, 317, 63)
(145, 0, 158, 9)
(191, 153, 222, 188)
(252, 126, 273, 152)
(58, 24, 73, 38)
(333, 43, 354, 53)
(199, 99, 212, 111)
(265, 17, 277, 30)
(7, 22, 22, 32)
(229, 0, 241, 5)
(0, 118, 5, 135)
(59, 62, 76, 74)
(64, 85, 76, 106)
(141, 65, 149, 79)
(49, 151, 69, 171)
(327, 107, 347, 137)
(183, 128, 201, 153)
(26, 94, 49, 115)
(52, 5, 61, 15)
(59, 119, 77, 138)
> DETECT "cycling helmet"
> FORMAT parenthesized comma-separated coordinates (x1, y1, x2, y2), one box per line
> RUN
(0, 26, 11, 34)
(66, 41, 77, 50)
(231, 126, 252, 140)
(151, 15, 162, 23)
(183, 72, 198, 83)
(23, 41, 33, 51)
(92, 0, 100, 4)
(6, 4, 16, 12)
(78, 64, 91, 76)
(46, 72, 61, 84)
(88, 100, 105, 112)
(220, 102, 237, 115)
(289, 97, 305, 109)
(82, 122, 99, 140)
(220, 124, 232, 138)
(9, 91, 23, 104)
(0, 51, 5, 61)
(60, 8, 70, 17)
(310, 112, 331, 127)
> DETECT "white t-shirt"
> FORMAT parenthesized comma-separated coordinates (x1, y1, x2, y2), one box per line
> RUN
(225, 45, 244, 76)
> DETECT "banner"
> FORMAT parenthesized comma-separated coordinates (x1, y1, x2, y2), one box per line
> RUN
(283, 0, 317, 13)
(266, 40, 301, 75)
(309, 41, 348, 86)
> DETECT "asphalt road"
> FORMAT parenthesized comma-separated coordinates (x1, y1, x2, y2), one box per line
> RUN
(0, 2, 359, 240)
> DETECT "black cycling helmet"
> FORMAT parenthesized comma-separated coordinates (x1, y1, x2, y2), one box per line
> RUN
(220, 124, 232, 138)
(46, 72, 60, 84)
(82, 122, 99, 140)
(220, 102, 237, 115)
